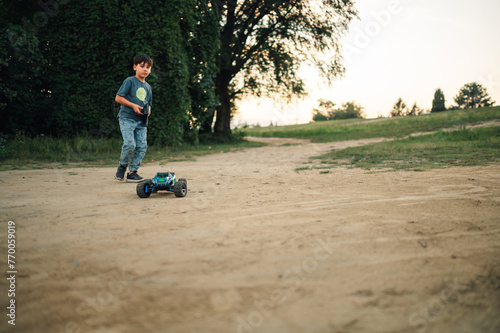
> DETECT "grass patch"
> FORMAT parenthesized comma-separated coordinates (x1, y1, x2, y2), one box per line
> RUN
(2, 107, 499, 171)
(0, 134, 265, 171)
(316, 127, 500, 171)
(242, 107, 500, 142)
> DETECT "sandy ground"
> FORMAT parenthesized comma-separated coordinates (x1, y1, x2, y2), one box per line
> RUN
(1, 137, 499, 333)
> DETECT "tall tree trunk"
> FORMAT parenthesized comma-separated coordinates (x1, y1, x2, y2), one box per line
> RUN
(213, 0, 236, 137)
(199, 109, 215, 134)
(213, 70, 232, 135)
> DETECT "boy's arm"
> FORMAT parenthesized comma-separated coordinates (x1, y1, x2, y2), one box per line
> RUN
(115, 95, 143, 115)
(148, 87, 152, 117)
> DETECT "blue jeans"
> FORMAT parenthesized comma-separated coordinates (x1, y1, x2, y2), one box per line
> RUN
(118, 117, 147, 171)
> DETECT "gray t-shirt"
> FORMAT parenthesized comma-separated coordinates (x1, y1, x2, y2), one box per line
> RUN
(116, 76, 152, 121)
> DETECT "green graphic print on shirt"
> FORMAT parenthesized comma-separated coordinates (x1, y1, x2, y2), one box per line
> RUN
(136, 87, 147, 102)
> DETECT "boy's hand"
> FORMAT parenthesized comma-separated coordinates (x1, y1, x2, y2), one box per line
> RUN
(115, 95, 144, 115)
(132, 104, 143, 115)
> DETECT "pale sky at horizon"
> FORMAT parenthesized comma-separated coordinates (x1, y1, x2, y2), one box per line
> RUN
(234, 0, 500, 126)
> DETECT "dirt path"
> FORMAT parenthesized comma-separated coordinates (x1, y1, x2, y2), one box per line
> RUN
(1, 138, 499, 333)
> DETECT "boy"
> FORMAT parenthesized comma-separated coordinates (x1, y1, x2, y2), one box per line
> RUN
(114, 54, 153, 182)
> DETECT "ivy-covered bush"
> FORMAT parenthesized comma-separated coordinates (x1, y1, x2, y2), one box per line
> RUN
(1, 0, 219, 146)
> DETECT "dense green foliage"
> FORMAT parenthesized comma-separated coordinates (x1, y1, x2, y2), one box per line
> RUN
(454, 82, 495, 110)
(312, 100, 365, 121)
(431, 88, 446, 112)
(1, 0, 219, 146)
(2, 0, 359, 142)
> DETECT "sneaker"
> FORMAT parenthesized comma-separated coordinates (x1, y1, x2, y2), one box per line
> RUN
(126, 171, 144, 183)
(114, 165, 127, 181)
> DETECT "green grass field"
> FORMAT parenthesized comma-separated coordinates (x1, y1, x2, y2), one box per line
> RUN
(1, 107, 499, 171)
(242, 106, 500, 142)
(312, 126, 500, 171)
(242, 106, 500, 171)
(0, 134, 264, 171)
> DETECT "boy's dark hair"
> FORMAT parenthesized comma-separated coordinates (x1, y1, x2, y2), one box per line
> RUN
(133, 54, 153, 67)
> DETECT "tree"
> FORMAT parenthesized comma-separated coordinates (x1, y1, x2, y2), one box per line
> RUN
(407, 102, 423, 116)
(312, 99, 364, 122)
(312, 99, 335, 122)
(431, 88, 446, 112)
(454, 82, 495, 109)
(312, 111, 328, 122)
(332, 101, 365, 120)
(208, 0, 358, 136)
(390, 98, 407, 117)
(0, 0, 50, 135)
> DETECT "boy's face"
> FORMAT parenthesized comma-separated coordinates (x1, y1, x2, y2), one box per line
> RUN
(134, 61, 152, 81)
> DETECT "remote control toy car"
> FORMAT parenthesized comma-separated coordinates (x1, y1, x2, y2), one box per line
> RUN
(136, 172, 187, 198)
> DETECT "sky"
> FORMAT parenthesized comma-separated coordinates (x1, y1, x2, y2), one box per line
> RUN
(233, 0, 500, 126)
